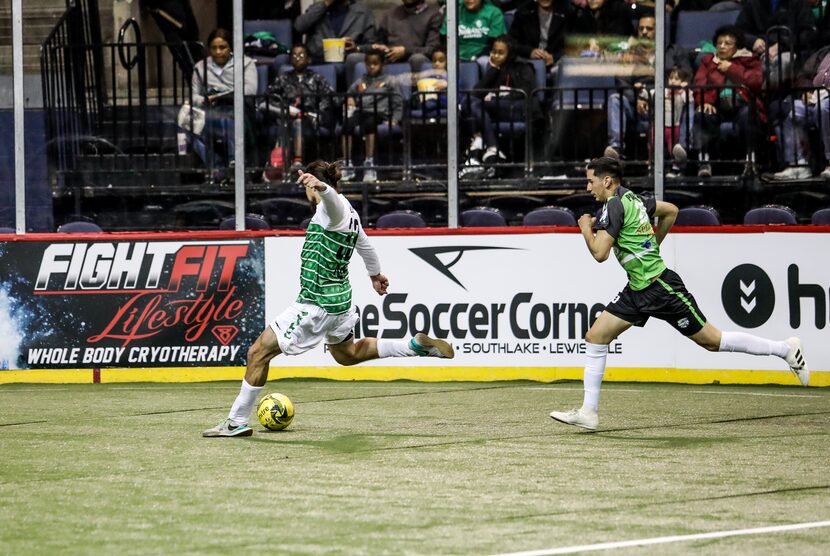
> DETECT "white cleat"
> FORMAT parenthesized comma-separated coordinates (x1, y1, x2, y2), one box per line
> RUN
(784, 337, 809, 387)
(550, 407, 598, 431)
(410, 333, 455, 358)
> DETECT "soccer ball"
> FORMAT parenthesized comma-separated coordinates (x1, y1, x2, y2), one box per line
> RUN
(256, 392, 294, 431)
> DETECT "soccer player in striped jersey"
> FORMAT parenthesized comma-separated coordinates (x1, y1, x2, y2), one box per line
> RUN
(203, 160, 454, 437)
(550, 157, 809, 432)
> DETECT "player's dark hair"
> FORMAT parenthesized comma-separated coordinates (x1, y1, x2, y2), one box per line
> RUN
(305, 160, 342, 191)
(587, 156, 623, 181)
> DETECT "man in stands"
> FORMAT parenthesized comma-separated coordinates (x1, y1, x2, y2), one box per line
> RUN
(373, 0, 443, 72)
(507, 0, 569, 74)
(294, 0, 377, 64)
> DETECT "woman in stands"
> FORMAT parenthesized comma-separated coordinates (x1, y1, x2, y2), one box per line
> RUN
(692, 25, 763, 177)
(190, 28, 258, 181)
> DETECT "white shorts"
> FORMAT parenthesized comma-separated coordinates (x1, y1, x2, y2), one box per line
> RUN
(269, 302, 359, 356)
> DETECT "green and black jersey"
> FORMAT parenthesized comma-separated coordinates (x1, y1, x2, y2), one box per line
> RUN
(595, 186, 666, 290)
(296, 186, 379, 314)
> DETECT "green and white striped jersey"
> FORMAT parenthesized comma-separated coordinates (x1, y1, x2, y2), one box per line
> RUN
(595, 186, 666, 290)
(296, 186, 380, 314)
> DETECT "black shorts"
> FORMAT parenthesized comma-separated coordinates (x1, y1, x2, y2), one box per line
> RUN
(605, 268, 707, 336)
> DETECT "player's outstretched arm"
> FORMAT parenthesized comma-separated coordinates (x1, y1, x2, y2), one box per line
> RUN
(579, 214, 614, 262)
(653, 201, 679, 246)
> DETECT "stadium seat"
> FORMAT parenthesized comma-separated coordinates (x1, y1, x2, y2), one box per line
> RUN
(253, 197, 312, 228)
(243, 19, 292, 48)
(551, 60, 616, 109)
(743, 205, 798, 225)
(256, 64, 269, 95)
(300, 217, 312, 229)
(375, 210, 427, 228)
(218, 214, 270, 230)
(460, 207, 507, 227)
(397, 197, 448, 226)
(0, 227, 15, 233)
(57, 221, 103, 233)
(459, 62, 480, 91)
(676, 206, 721, 226)
(522, 206, 577, 226)
(503, 9, 515, 30)
(674, 10, 741, 50)
(173, 200, 235, 228)
(811, 208, 830, 225)
(485, 195, 544, 224)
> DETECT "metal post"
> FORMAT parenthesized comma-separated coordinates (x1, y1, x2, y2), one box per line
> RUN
(446, 0, 458, 228)
(233, 0, 245, 230)
(654, 0, 665, 201)
(13, 0, 25, 233)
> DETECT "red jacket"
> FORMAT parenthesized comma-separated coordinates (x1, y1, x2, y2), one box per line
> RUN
(693, 51, 765, 120)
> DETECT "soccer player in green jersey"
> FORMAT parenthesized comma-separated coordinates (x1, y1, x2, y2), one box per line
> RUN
(204, 160, 454, 437)
(550, 157, 809, 431)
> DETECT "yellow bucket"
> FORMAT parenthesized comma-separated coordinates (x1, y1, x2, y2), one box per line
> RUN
(322, 38, 346, 63)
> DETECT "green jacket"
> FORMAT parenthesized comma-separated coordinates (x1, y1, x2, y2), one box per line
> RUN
(441, 0, 506, 61)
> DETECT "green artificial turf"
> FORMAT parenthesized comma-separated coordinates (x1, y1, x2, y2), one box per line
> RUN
(1, 380, 828, 555)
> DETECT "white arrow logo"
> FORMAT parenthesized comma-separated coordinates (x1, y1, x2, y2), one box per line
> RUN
(739, 279, 756, 313)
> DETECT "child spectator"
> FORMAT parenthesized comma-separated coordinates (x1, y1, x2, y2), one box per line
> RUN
(414, 48, 448, 119)
(461, 34, 541, 178)
(264, 44, 336, 177)
(441, 0, 507, 64)
(342, 48, 404, 182)
(663, 65, 694, 176)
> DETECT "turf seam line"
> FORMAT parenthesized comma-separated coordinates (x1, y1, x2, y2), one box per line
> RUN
(492, 519, 830, 555)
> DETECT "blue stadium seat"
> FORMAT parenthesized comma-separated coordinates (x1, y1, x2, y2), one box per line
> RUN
(460, 207, 508, 227)
(0, 227, 15, 233)
(219, 214, 270, 230)
(675, 206, 721, 226)
(459, 62, 480, 91)
(57, 221, 103, 233)
(522, 206, 577, 226)
(743, 205, 797, 225)
(256, 64, 269, 95)
(376, 210, 427, 228)
(811, 208, 830, 225)
(674, 10, 741, 50)
(503, 9, 515, 30)
(243, 19, 292, 48)
(551, 61, 616, 109)
(251, 197, 311, 228)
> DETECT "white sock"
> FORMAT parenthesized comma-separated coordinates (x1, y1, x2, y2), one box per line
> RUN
(377, 339, 416, 358)
(719, 331, 788, 358)
(582, 342, 608, 412)
(227, 379, 263, 425)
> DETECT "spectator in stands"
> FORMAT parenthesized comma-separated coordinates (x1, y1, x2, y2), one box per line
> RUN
(692, 25, 763, 177)
(373, 0, 443, 72)
(568, 0, 633, 37)
(441, 0, 507, 63)
(508, 0, 569, 73)
(769, 43, 830, 180)
(265, 44, 336, 175)
(341, 49, 404, 182)
(414, 48, 448, 119)
(663, 65, 694, 176)
(460, 35, 541, 177)
(142, 0, 201, 76)
(218, 0, 302, 43)
(294, 0, 378, 64)
(604, 14, 693, 166)
(736, 0, 817, 88)
(191, 28, 258, 179)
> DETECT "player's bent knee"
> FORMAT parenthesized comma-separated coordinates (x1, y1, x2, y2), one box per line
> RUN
(330, 349, 358, 366)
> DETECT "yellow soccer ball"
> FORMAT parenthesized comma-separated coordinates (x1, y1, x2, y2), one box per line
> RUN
(256, 393, 294, 431)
